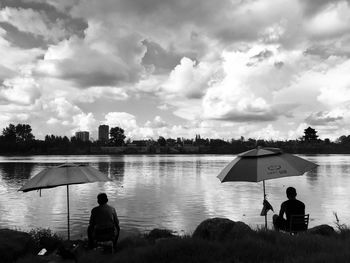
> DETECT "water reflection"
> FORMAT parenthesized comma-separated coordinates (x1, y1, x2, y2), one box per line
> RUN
(0, 163, 35, 190)
(0, 162, 34, 180)
(110, 158, 125, 181)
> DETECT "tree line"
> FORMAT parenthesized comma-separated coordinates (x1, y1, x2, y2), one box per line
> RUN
(0, 123, 350, 154)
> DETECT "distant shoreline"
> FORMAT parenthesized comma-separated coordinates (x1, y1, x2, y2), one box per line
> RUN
(0, 151, 349, 156)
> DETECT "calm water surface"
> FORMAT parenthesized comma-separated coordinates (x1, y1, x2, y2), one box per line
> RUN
(0, 154, 349, 239)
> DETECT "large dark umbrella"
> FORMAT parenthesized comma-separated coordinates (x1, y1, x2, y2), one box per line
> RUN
(217, 147, 318, 228)
(19, 163, 111, 240)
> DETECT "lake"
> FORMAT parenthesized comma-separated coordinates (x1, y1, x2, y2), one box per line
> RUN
(0, 154, 349, 239)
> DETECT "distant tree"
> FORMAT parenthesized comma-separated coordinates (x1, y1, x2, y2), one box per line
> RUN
(15, 124, 34, 142)
(157, 136, 166, 146)
(110, 127, 126, 146)
(176, 137, 182, 145)
(2, 124, 16, 143)
(2, 123, 34, 143)
(337, 135, 350, 144)
(303, 127, 318, 142)
(166, 138, 176, 146)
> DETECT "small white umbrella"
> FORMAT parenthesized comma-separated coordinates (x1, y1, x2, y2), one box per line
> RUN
(19, 163, 111, 240)
(217, 147, 318, 228)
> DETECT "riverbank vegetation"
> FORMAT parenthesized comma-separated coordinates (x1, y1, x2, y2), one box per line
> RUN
(2, 219, 350, 263)
(2, 123, 350, 155)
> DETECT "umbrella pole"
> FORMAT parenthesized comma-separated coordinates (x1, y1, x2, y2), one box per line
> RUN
(263, 180, 267, 230)
(67, 185, 70, 241)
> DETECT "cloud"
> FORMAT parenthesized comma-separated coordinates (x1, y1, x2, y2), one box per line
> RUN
(35, 20, 146, 87)
(0, 27, 44, 70)
(160, 57, 218, 100)
(41, 97, 98, 137)
(104, 112, 138, 131)
(0, 64, 16, 82)
(145, 116, 168, 128)
(72, 112, 97, 133)
(304, 1, 350, 39)
(306, 111, 343, 125)
(199, 46, 298, 123)
(246, 49, 274, 66)
(0, 76, 41, 105)
(0, 7, 67, 42)
(300, 0, 349, 17)
(44, 97, 81, 119)
(142, 40, 196, 74)
(77, 86, 128, 103)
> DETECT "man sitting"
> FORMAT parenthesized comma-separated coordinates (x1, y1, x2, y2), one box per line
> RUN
(87, 193, 120, 250)
(273, 187, 305, 231)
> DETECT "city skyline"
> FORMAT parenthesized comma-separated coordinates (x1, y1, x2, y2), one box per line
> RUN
(1, 1, 350, 141)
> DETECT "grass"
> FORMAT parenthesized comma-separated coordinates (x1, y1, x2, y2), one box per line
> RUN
(2, 224, 350, 263)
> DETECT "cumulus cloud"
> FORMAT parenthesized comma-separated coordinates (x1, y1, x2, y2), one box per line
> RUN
(142, 40, 196, 74)
(304, 1, 350, 39)
(0, 27, 44, 70)
(0, 76, 41, 105)
(306, 111, 343, 125)
(72, 112, 97, 132)
(76, 86, 128, 103)
(145, 116, 168, 128)
(39, 97, 98, 137)
(200, 46, 298, 123)
(104, 112, 138, 130)
(35, 20, 146, 87)
(0, 7, 67, 42)
(161, 57, 216, 99)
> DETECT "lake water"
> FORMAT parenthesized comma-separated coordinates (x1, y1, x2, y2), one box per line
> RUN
(0, 154, 349, 239)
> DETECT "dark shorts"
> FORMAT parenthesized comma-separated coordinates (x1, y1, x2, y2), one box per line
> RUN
(273, 215, 288, 231)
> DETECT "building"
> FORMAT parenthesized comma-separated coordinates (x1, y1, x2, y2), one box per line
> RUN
(98, 125, 109, 142)
(75, 131, 90, 142)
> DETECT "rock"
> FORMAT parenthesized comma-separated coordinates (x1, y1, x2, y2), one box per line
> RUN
(308, 224, 335, 236)
(0, 229, 35, 263)
(192, 218, 252, 241)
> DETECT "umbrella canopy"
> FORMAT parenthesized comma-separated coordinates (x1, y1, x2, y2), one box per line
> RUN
(217, 147, 318, 228)
(218, 147, 317, 183)
(19, 163, 111, 240)
(19, 163, 111, 192)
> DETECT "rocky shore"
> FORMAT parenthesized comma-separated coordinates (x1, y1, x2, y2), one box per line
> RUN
(1, 218, 348, 263)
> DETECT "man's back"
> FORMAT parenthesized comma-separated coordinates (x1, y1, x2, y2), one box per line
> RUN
(90, 204, 119, 228)
(281, 199, 305, 222)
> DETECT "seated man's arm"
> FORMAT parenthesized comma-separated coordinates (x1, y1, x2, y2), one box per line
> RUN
(89, 208, 96, 227)
(301, 202, 305, 214)
(279, 203, 286, 218)
(113, 208, 120, 231)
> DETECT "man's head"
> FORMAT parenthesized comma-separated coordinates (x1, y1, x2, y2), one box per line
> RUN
(97, 193, 108, 205)
(286, 187, 297, 199)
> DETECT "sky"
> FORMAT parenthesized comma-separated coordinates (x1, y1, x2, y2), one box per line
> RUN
(1, 0, 350, 141)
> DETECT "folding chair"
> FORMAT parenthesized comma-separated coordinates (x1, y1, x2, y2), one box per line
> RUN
(288, 214, 309, 235)
(94, 226, 116, 253)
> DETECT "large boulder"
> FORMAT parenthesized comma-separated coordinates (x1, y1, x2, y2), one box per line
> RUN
(308, 224, 335, 236)
(0, 229, 36, 263)
(192, 218, 252, 241)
